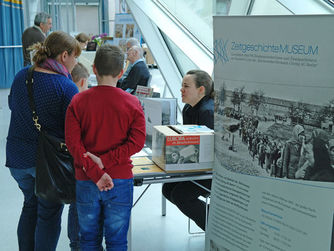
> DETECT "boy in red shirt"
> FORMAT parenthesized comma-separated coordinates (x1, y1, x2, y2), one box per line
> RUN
(65, 44, 146, 251)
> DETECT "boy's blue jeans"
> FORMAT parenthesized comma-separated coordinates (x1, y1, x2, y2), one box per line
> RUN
(9, 167, 64, 251)
(76, 178, 133, 251)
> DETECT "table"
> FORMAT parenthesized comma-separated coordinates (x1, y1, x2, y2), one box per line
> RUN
(132, 156, 212, 210)
(128, 156, 212, 250)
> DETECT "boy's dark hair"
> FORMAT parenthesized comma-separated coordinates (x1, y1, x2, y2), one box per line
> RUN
(72, 62, 89, 83)
(94, 44, 124, 77)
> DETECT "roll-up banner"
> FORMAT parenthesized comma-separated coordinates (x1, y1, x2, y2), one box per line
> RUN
(207, 15, 334, 251)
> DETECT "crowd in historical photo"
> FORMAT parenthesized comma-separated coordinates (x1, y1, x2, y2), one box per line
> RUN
(214, 85, 334, 182)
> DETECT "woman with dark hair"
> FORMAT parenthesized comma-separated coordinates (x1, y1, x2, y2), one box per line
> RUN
(6, 31, 81, 251)
(162, 69, 214, 231)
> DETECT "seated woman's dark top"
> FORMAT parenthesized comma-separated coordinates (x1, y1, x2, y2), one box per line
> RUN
(162, 95, 214, 231)
(182, 95, 214, 129)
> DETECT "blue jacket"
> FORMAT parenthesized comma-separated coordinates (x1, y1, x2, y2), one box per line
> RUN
(6, 67, 78, 169)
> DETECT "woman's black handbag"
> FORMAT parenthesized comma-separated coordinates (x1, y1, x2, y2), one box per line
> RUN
(26, 66, 76, 204)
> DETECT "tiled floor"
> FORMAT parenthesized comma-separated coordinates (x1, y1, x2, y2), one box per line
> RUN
(0, 69, 206, 251)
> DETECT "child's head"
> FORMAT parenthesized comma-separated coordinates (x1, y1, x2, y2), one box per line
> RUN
(71, 62, 89, 92)
(93, 44, 124, 78)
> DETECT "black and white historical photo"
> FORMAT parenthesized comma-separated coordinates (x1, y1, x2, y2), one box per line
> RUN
(214, 81, 334, 182)
(165, 145, 199, 164)
(210, 239, 230, 251)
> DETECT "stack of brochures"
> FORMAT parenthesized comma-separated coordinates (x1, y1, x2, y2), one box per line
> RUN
(135, 85, 154, 97)
(169, 125, 214, 134)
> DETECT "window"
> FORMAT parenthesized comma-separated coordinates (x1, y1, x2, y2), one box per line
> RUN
(160, 30, 198, 76)
(324, 0, 334, 7)
(157, 0, 213, 51)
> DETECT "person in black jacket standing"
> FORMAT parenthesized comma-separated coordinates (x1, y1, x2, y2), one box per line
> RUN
(162, 69, 214, 231)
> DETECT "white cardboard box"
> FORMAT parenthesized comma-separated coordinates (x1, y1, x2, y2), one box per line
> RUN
(152, 125, 214, 172)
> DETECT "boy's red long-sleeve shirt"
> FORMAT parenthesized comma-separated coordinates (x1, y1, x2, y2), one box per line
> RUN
(65, 85, 146, 183)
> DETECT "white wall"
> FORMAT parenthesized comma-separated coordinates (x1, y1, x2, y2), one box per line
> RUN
(22, 0, 43, 28)
(109, 0, 116, 36)
(76, 5, 99, 36)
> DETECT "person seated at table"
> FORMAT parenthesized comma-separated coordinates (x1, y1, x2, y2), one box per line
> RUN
(75, 32, 91, 50)
(162, 69, 214, 231)
(119, 38, 141, 81)
(117, 45, 151, 94)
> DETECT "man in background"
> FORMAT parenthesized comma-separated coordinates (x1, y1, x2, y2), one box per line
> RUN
(22, 12, 52, 66)
(119, 37, 141, 81)
(117, 45, 151, 94)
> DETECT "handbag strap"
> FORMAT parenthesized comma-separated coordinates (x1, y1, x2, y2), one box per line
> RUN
(25, 67, 69, 152)
(26, 66, 41, 131)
